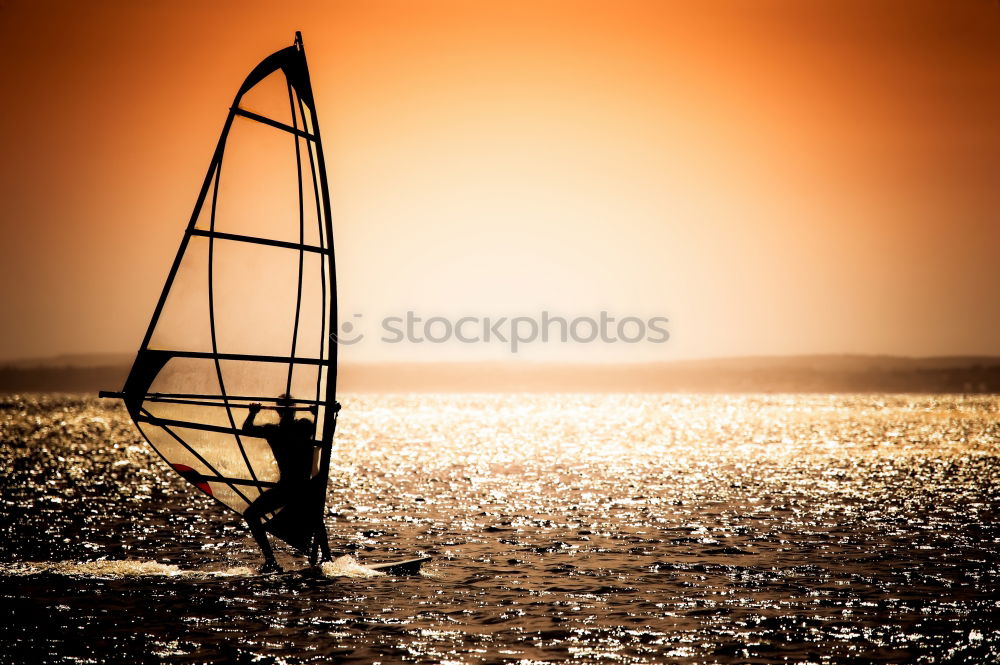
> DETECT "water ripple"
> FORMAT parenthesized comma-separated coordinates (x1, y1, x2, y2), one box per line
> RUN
(1, 393, 998, 663)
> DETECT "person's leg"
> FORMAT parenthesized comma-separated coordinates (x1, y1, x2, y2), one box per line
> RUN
(244, 487, 287, 572)
(316, 519, 332, 562)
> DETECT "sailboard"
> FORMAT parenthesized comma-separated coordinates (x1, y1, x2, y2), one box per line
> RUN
(101, 32, 337, 565)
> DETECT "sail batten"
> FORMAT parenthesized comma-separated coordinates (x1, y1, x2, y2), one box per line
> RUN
(104, 33, 338, 560)
(233, 107, 317, 141)
(284, 78, 308, 401)
(188, 229, 330, 255)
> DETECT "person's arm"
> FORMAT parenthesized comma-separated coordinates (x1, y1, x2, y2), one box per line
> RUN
(300, 402, 337, 446)
(242, 403, 264, 436)
(296, 418, 321, 446)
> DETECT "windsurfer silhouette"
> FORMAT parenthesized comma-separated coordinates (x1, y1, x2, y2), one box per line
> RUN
(241, 393, 332, 573)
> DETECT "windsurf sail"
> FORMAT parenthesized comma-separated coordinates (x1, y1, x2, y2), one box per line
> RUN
(101, 32, 337, 564)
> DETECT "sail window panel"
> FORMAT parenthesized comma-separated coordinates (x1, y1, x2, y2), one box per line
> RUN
(216, 359, 321, 417)
(236, 70, 294, 129)
(171, 428, 245, 479)
(216, 432, 279, 486)
(297, 100, 315, 136)
(204, 483, 251, 514)
(314, 363, 329, 436)
(294, 101, 323, 249)
(292, 252, 328, 364)
(139, 418, 257, 515)
(298, 140, 323, 248)
(216, 359, 292, 404)
(143, 358, 221, 400)
(139, 399, 282, 483)
(142, 400, 231, 431)
(282, 363, 322, 410)
(159, 424, 275, 499)
(145, 358, 308, 482)
(148, 237, 213, 353)
(147, 356, 224, 399)
(142, 356, 316, 412)
(138, 423, 214, 480)
(210, 240, 306, 358)
(213, 116, 304, 247)
(288, 364, 323, 415)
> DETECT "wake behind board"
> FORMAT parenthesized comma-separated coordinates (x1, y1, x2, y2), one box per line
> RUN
(256, 555, 431, 580)
(287, 555, 431, 578)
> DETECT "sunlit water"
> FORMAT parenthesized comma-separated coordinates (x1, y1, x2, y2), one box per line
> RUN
(1, 393, 997, 664)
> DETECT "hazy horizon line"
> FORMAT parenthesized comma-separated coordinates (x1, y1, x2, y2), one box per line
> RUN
(4, 351, 1000, 368)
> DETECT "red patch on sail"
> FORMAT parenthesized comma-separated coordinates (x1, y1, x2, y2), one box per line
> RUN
(171, 463, 214, 496)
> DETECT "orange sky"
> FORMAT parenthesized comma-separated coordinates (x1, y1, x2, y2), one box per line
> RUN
(1, 0, 997, 363)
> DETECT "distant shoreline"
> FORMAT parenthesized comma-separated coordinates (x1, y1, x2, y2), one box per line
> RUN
(2, 354, 999, 394)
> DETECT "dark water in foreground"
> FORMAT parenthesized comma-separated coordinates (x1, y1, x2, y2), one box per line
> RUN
(1, 393, 998, 664)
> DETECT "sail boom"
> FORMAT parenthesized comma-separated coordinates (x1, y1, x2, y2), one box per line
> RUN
(233, 107, 317, 141)
(143, 396, 316, 411)
(189, 228, 330, 255)
(146, 392, 321, 405)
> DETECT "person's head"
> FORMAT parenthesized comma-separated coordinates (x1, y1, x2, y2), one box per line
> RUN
(276, 393, 294, 423)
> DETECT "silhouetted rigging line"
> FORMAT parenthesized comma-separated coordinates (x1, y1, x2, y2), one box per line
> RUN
(299, 96, 329, 418)
(189, 228, 329, 255)
(285, 81, 307, 398)
(204, 137, 261, 489)
(233, 106, 316, 141)
(295, 33, 338, 566)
